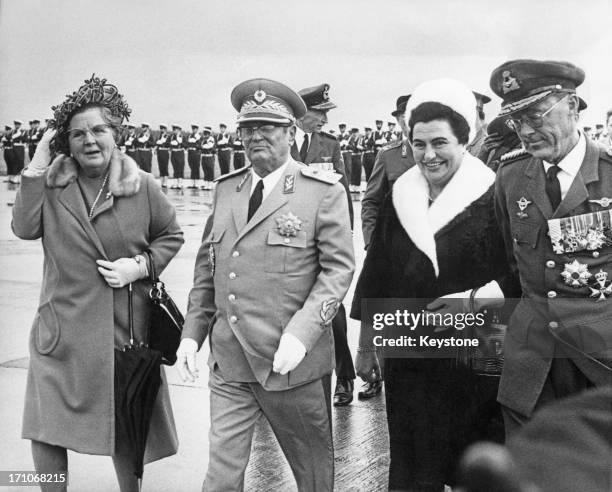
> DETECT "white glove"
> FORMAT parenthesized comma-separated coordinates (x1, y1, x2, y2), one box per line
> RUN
(29, 129, 57, 170)
(272, 333, 307, 375)
(176, 338, 199, 382)
(96, 257, 144, 288)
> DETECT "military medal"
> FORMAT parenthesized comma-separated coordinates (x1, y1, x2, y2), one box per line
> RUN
(276, 212, 302, 237)
(516, 197, 531, 219)
(589, 270, 612, 301)
(588, 197, 612, 208)
(208, 243, 216, 276)
(561, 260, 591, 288)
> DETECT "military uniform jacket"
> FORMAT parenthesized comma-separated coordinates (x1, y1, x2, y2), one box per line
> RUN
(28, 128, 44, 147)
(373, 130, 387, 151)
(182, 158, 355, 391)
(186, 132, 201, 149)
(495, 138, 612, 416)
(155, 132, 171, 149)
(200, 134, 216, 154)
(361, 140, 415, 248)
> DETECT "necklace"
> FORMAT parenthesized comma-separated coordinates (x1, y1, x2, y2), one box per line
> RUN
(87, 171, 110, 219)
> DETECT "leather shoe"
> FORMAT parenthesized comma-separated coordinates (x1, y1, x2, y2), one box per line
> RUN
(333, 379, 354, 406)
(358, 380, 382, 400)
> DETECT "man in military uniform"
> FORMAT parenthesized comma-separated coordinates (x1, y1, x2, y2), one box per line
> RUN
(362, 126, 376, 182)
(200, 126, 216, 190)
(466, 91, 492, 157)
(10, 120, 26, 184)
(186, 124, 202, 188)
(155, 124, 171, 187)
(27, 119, 43, 160)
(124, 124, 138, 162)
(231, 126, 246, 171)
(347, 127, 363, 193)
(136, 122, 154, 173)
(293, 83, 356, 406)
(373, 119, 387, 158)
(385, 121, 398, 143)
(337, 122, 352, 181)
(170, 124, 185, 189)
(216, 123, 232, 175)
(492, 59, 612, 436)
(1, 125, 13, 182)
(177, 78, 354, 492)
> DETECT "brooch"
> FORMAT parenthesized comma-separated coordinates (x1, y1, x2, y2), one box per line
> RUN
(589, 270, 612, 301)
(275, 212, 302, 237)
(561, 260, 591, 288)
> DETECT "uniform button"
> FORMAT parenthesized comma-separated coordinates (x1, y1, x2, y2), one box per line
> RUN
(229, 272, 237, 279)
(228, 294, 236, 302)
(232, 251, 240, 258)
(284, 238, 290, 244)
(549, 321, 559, 329)
(230, 315, 238, 323)
(592, 251, 600, 258)
(546, 260, 556, 268)
(547, 290, 557, 298)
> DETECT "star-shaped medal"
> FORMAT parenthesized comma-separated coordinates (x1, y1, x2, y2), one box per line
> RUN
(561, 260, 591, 288)
(589, 270, 612, 301)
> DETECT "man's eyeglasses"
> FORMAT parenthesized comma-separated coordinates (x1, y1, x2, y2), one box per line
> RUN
(239, 124, 289, 139)
(506, 93, 570, 131)
(67, 124, 113, 141)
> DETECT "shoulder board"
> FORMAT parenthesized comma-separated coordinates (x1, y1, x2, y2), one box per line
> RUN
(214, 165, 251, 183)
(300, 167, 342, 184)
(499, 147, 529, 166)
(380, 140, 403, 152)
(319, 131, 337, 141)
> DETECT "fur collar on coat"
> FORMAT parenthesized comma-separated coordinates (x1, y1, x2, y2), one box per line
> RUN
(45, 149, 141, 196)
(392, 151, 495, 277)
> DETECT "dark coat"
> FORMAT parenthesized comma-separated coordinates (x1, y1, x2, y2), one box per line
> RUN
(12, 155, 183, 459)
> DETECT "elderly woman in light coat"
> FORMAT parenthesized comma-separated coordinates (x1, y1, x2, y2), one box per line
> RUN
(12, 75, 183, 492)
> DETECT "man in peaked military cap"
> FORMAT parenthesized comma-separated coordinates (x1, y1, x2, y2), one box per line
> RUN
(177, 78, 355, 491)
(492, 59, 612, 437)
(466, 91, 492, 157)
(293, 82, 356, 406)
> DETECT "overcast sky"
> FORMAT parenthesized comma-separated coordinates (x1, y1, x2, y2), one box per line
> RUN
(1, 0, 611, 130)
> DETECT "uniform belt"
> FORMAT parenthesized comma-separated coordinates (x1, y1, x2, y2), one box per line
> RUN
(171, 148, 184, 151)
(233, 150, 245, 153)
(157, 147, 170, 150)
(201, 152, 214, 156)
(13, 143, 26, 147)
(365, 150, 375, 153)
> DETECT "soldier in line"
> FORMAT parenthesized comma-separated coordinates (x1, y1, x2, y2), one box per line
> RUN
(27, 119, 43, 161)
(124, 124, 138, 162)
(231, 128, 246, 170)
(338, 122, 352, 182)
(10, 120, 26, 184)
(362, 126, 376, 182)
(492, 59, 612, 436)
(216, 123, 232, 175)
(385, 121, 398, 143)
(136, 122, 154, 173)
(156, 124, 172, 188)
(187, 124, 202, 188)
(1, 125, 13, 183)
(170, 124, 185, 189)
(348, 127, 363, 192)
(466, 91, 492, 157)
(200, 126, 216, 190)
(373, 119, 387, 159)
(598, 109, 612, 148)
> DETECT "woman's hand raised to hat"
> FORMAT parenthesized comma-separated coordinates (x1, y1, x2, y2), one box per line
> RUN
(29, 128, 57, 170)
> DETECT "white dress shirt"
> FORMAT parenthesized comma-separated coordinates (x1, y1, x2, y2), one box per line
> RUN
(542, 131, 586, 200)
(294, 127, 311, 155)
(250, 161, 288, 201)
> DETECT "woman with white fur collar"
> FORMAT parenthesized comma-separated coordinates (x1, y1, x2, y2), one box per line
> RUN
(350, 79, 519, 491)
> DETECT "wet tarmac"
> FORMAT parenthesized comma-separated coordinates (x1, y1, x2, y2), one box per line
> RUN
(0, 180, 389, 491)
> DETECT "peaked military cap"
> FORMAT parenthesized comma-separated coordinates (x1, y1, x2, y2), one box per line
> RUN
(31, 119, 40, 124)
(159, 124, 167, 130)
(490, 59, 585, 116)
(14, 120, 22, 125)
(191, 124, 199, 129)
(232, 78, 306, 125)
(172, 124, 182, 130)
(298, 83, 337, 111)
(203, 126, 212, 133)
(375, 119, 383, 124)
(141, 122, 150, 128)
(391, 95, 411, 117)
(365, 126, 372, 131)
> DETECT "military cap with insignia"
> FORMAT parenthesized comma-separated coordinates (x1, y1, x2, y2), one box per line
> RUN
(490, 59, 587, 116)
(231, 78, 306, 125)
(391, 95, 411, 117)
(159, 124, 167, 130)
(298, 83, 337, 111)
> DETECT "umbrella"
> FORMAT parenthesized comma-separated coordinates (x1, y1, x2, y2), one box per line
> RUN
(114, 283, 163, 491)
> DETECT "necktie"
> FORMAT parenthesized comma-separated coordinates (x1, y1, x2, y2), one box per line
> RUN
(299, 134, 309, 162)
(545, 165, 562, 210)
(248, 179, 264, 221)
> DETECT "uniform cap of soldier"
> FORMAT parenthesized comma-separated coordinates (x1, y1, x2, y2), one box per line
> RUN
(191, 124, 199, 129)
(203, 126, 212, 133)
(31, 119, 40, 124)
(14, 120, 22, 126)
(141, 122, 149, 128)
(490, 59, 587, 116)
(231, 78, 306, 125)
(391, 95, 411, 117)
(159, 124, 167, 130)
(298, 83, 337, 111)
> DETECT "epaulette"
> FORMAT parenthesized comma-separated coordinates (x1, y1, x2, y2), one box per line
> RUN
(319, 130, 337, 141)
(380, 140, 403, 152)
(499, 147, 529, 167)
(300, 167, 342, 184)
(214, 165, 251, 183)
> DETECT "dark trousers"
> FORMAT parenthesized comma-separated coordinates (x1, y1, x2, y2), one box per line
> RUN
(126, 149, 138, 164)
(218, 149, 231, 175)
(363, 151, 375, 182)
(13, 145, 25, 174)
(341, 151, 353, 182)
(332, 304, 355, 380)
(3, 148, 14, 175)
(350, 153, 363, 186)
(28, 145, 37, 161)
(201, 154, 215, 181)
(137, 149, 152, 173)
(187, 149, 201, 179)
(157, 149, 170, 177)
(233, 150, 245, 170)
(171, 150, 185, 178)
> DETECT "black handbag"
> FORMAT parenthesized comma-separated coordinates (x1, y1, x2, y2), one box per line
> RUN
(146, 254, 184, 365)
